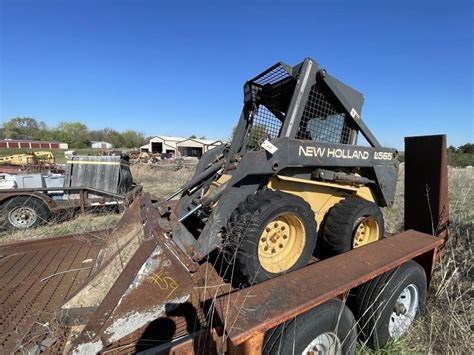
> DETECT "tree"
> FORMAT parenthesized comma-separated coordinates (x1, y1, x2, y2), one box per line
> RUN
(228, 126, 237, 142)
(189, 134, 197, 139)
(2, 117, 41, 139)
(199, 136, 207, 140)
(55, 122, 90, 148)
(458, 143, 474, 154)
(120, 130, 147, 148)
(90, 128, 124, 148)
(246, 124, 268, 148)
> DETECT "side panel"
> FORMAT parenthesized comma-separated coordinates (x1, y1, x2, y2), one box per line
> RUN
(215, 231, 443, 346)
(404, 135, 449, 252)
(268, 176, 375, 233)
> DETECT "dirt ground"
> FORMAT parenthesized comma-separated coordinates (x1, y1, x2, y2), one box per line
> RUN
(0, 164, 472, 353)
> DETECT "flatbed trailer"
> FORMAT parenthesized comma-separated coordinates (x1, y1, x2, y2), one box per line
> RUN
(0, 135, 449, 354)
(0, 185, 142, 229)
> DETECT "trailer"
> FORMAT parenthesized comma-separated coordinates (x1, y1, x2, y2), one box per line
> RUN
(0, 155, 137, 230)
(0, 134, 449, 354)
(0, 185, 142, 229)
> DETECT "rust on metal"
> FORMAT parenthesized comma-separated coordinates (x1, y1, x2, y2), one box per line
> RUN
(68, 193, 199, 353)
(0, 232, 105, 352)
(215, 230, 443, 346)
(227, 332, 264, 355)
(404, 134, 449, 253)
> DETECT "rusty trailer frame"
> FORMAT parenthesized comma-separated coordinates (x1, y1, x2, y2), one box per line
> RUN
(0, 135, 449, 354)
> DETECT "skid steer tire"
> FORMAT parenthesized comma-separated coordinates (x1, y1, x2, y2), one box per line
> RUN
(263, 299, 357, 355)
(322, 198, 384, 257)
(3, 196, 50, 229)
(352, 261, 426, 350)
(228, 190, 317, 284)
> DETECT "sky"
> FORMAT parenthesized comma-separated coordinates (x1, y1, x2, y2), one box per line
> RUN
(0, 0, 472, 149)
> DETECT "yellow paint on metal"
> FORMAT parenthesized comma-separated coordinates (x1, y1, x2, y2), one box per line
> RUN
(205, 174, 232, 196)
(66, 161, 124, 166)
(267, 175, 375, 233)
(0, 151, 54, 166)
(258, 213, 306, 273)
(352, 216, 380, 248)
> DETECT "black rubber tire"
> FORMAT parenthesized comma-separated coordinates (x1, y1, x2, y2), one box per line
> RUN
(263, 298, 357, 355)
(2, 196, 50, 229)
(352, 260, 427, 350)
(228, 190, 317, 284)
(322, 198, 384, 257)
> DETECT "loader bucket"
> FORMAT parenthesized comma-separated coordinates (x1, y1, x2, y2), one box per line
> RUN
(58, 193, 196, 353)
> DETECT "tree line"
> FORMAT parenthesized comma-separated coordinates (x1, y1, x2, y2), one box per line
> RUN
(0, 117, 148, 149)
(447, 144, 474, 167)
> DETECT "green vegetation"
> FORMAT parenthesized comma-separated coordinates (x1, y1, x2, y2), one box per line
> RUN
(447, 143, 474, 167)
(1, 117, 148, 149)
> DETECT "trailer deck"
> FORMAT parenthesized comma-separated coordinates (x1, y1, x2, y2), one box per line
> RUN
(0, 135, 449, 354)
(0, 234, 104, 352)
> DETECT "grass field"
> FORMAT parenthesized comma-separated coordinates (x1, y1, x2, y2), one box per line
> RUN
(0, 164, 472, 353)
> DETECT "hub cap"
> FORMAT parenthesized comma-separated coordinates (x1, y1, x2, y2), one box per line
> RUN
(258, 213, 305, 273)
(8, 206, 38, 228)
(302, 331, 342, 355)
(353, 216, 380, 248)
(389, 284, 419, 338)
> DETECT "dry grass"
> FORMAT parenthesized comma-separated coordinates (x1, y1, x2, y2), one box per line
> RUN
(380, 167, 474, 354)
(130, 163, 195, 197)
(0, 212, 122, 243)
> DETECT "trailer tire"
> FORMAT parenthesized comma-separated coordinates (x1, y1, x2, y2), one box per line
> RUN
(352, 260, 426, 350)
(2, 196, 50, 229)
(263, 299, 357, 355)
(228, 190, 317, 284)
(322, 198, 384, 257)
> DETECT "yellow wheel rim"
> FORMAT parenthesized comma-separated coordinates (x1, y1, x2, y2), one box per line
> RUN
(353, 216, 380, 248)
(258, 213, 306, 273)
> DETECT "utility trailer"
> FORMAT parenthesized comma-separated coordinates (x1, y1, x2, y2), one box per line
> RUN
(0, 135, 448, 354)
(0, 185, 142, 229)
(0, 155, 137, 229)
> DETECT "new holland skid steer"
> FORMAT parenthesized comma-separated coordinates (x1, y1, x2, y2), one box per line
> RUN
(5, 58, 443, 355)
(168, 57, 399, 283)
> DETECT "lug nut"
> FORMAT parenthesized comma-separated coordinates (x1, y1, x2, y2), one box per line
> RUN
(279, 244, 283, 248)
(261, 237, 266, 242)
(266, 227, 271, 232)
(264, 246, 268, 251)
(283, 234, 288, 239)
(271, 248, 276, 253)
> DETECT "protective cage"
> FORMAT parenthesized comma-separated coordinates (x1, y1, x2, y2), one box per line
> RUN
(244, 63, 294, 149)
(244, 63, 358, 149)
(296, 84, 358, 144)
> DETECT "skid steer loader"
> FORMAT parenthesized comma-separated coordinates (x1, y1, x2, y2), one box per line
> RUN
(166, 57, 399, 283)
(0, 58, 406, 353)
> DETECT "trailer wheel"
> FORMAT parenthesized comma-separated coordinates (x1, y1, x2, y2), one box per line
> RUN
(322, 198, 384, 257)
(353, 260, 426, 350)
(263, 299, 357, 355)
(228, 190, 317, 284)
(3, 196, 50, 229)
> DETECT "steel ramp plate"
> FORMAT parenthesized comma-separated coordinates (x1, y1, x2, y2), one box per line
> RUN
(215, 230, 443, 346)
(0, 233, 104, 353)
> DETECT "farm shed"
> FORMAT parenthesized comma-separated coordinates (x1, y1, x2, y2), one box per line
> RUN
(177, 138, 225, 158)
(140, 136, 225, 158)
(91, 141, 114, 149)
(140, 135, 186, 155)
(0, 139, 68, 149)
